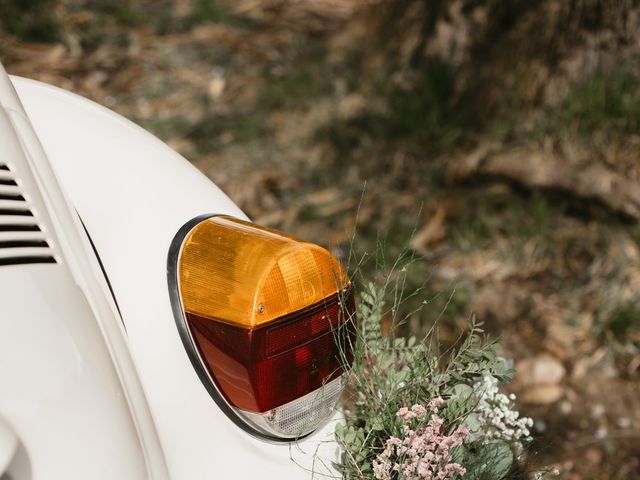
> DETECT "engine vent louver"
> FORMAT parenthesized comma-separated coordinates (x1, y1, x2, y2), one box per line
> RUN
(0, 163, 56, 267)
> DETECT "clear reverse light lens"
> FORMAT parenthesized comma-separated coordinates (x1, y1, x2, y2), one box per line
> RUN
(239, 375, 346, 438)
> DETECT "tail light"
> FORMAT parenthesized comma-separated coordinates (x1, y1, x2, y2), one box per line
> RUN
(168, 215, 355, 440)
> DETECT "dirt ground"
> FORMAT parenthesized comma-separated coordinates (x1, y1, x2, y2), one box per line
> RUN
(2, 1, 640, 478)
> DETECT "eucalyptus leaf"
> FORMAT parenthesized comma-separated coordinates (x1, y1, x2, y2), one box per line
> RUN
(492, 356, 515, 382)
(449, 383, 473, 399)
(370, 417, 385, 431)
(469, 441, 513, 480)
(462, 413, 483, 442)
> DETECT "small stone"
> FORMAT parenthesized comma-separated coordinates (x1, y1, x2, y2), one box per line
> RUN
(534, 419, 547, 433)
(522, 385, 564, 405)
(547, 322, 579, 349)
(591, 403, 605, 419)
(517, 355, 566, 387)
(585, 447, 603, 464)
(559, 400, 572, 414)
(617, 417, 632, 429)
(207, 67, 226, 100)
(337, 94, 366, 120)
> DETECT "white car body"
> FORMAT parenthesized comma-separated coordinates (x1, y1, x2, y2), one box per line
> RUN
(0, 63, 339, 479)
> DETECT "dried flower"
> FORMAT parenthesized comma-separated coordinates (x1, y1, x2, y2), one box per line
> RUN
(474, 375, 533, 445)
(373, 401, 468, 480)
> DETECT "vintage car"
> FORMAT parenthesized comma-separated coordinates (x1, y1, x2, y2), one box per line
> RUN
(0, 62, 353, 479)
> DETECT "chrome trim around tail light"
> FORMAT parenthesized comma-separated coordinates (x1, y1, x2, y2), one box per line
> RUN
(167, 213, 296, 442)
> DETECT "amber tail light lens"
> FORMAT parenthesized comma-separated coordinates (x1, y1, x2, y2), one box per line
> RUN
(168, 215, 356, 440)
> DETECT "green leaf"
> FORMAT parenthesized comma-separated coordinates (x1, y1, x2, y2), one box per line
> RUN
(480, 441, 513, 479)
(492, 357, 515, 382)
(450, 445, 465, 464)
(462, 413, 484, 442)
(370, 416, 385, 431)
(449, 383, 473, 399)
(344, 427, 356, 445)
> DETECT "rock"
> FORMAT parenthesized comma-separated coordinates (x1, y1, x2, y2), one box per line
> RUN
(533, 419, 547, 433)
(517, 354, 566, 405)
(547, 322, 580, 350)
(559, 400, 572, 415)
(590, 403, 605, 419)
(573, 348, 619, 381)
(617, 417, 632, 429)
(517, 354, 566, 387)
(207, 67, 226, 100)
(447, 146, 640, 219)
(522, 385, 564, 405)
(585, 447, 603, 465)
(336, 94, 365, 120)
(472, 284, 524, 322)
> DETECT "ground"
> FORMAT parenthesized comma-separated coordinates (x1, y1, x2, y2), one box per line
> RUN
(2, 1, 639, 478)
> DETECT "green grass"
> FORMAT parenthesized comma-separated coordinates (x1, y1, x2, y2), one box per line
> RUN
(258, 42, 334, 110)
(93, 1, 145, 27)
(451, 190, 555, 253)
(342, 211, 475, 335)
(326, 61, 462, 151)
(372, 59, 462, 145)
(260, 68, 332, 109)
(603, 300, 640, 341)
(296, 203, 322, 222)
(49, 1, 147, 52)
(0, 0, 60, 42)
(562, 66, 640, 135)
(319, 59, 464, 169)
(483, 65, 640, 145)
(188, 111, 268, 152)
(189, 0, 233, 24)
(155, 0, 250, 35)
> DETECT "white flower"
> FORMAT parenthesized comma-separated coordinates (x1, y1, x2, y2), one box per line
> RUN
(473, 374, 534, 445)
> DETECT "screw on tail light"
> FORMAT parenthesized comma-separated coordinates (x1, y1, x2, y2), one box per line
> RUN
(168, 215, 356, 440)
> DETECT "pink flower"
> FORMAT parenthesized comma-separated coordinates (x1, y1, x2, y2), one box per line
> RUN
(427, 397, 445, 412)
(411, 404, 428, 419)
(397, 406, 417, 421)
(373, 459, 392, 480)
(372, 403, 469, 480)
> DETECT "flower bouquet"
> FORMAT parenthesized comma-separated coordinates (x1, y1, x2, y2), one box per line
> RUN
(335, 282, 539, 480)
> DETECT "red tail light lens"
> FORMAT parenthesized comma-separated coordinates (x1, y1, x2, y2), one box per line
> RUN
(168, 215, 356, 439)
(188, 291, 355, 413)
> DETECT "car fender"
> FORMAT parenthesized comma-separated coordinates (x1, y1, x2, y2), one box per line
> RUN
(0, 66, 155, 478)
(11, 75, 340, 479)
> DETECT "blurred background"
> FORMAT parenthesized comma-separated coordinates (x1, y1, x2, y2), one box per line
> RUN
(1, 0, 639, 478)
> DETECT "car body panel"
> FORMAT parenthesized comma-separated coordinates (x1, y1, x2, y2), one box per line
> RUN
(10, 75, 340, 479)
(0, 74, 152, 478)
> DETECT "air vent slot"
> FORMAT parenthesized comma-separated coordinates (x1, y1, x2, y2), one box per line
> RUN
(0, 256, 56, 267)
(0, 240, 48, 249)
(0, 209, 32, 216)
(0, 224, 40, 232)
(0, 164, 56, 267)
(0, 193, 25, 201)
